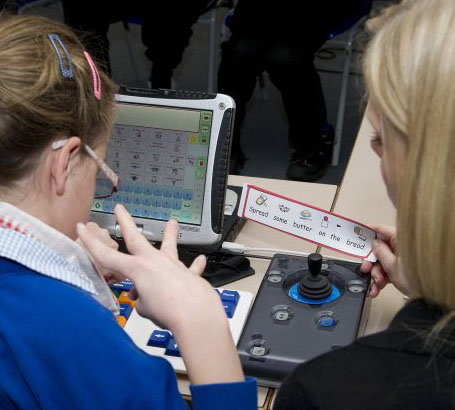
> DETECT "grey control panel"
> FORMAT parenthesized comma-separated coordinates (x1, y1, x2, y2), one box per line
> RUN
(237, 254, 371, 388)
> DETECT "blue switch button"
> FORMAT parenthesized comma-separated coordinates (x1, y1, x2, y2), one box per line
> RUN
(164, 338, 181, 357)
(221, 290, 240, 306)
(109, 279, 134, 292)
(119, 304, 133, 320)
(147, 330, 171, 348)
(222, 301, 237, 318)
(318, 315, 336, 328)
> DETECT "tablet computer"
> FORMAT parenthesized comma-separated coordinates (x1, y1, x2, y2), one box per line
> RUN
(90, 86, 235, 245)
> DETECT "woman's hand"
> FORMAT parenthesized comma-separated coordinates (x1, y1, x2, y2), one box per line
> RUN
(76, 222, 125, 284)
(76, 204, 245, 385)
(361, 224, 410, 297)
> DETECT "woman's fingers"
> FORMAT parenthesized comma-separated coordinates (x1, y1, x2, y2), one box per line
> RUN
(368, 223, 396, 245)
(369, 280, 380, 298)
(372, 239, 397, 276)
(362, 223, 397, 298)
(371, 263, 389, 289)
(114, 205, 152, 255)
(360, 259, 373, 274)
(160, 219, 179, 260)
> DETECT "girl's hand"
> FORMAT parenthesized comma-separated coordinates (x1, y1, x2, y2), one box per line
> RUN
(77, 204, 245, 385)
(76, 222, 125, 284)
(76, 205, 213, 331)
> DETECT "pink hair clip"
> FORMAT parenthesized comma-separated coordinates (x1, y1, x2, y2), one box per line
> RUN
(83, 51, 102, 100)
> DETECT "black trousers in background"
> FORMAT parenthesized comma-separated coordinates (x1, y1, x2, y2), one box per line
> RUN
(217, 0, 364, 159)
(61, 0, 208, 88)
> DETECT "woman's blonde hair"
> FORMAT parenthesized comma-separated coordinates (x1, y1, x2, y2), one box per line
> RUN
(0, 14, 117, 189)
(364, 0, 455, 337)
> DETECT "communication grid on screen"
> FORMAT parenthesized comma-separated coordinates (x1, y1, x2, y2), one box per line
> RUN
(90, 88, 235, 245)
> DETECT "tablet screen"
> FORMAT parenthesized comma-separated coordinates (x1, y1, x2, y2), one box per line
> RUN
(92, 103, 213, 226)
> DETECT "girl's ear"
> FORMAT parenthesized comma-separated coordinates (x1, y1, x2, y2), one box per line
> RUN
(50, 137, 82, 196)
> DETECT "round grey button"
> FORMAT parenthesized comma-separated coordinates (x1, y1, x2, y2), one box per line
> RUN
(274, 311, 290, 321)
(270, 305, 293, 324)
(268, 274, 282, 283)
(349, 284, 365, 293)
(347, 280, 367, 293)
(250, 346, 267, 357)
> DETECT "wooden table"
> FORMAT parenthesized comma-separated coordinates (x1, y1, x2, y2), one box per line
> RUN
(180, 115, 408, 408)
(178, 175, 338, 408)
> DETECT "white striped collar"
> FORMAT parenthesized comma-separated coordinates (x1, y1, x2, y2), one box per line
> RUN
(0, 202, 119, 314)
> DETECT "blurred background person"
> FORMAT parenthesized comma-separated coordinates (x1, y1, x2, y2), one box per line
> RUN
(61, 0, 209, 88)
(218, 0, 364, 180)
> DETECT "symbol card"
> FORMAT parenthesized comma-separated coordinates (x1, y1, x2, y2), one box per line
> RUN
(238, 185, 377, 260)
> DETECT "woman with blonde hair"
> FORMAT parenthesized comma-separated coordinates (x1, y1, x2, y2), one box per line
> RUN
(274, 0, 455, 408)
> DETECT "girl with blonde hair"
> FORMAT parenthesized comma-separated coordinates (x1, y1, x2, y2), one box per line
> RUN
(274, 0, 455, 408)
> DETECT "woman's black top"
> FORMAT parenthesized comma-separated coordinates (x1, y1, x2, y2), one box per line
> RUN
(274, 298, 455, 410)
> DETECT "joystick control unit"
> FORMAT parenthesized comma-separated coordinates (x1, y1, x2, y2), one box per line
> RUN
(237, 253, 371, 387)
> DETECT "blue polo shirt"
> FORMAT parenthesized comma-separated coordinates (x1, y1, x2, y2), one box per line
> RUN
(0, 257, 257, 409)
